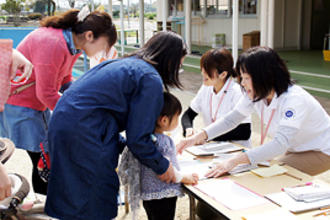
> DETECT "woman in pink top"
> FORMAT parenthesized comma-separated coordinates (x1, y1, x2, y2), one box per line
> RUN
(0, 7, 117, 195)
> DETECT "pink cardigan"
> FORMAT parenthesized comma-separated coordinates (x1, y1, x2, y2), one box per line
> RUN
(7, 27, 81, 111)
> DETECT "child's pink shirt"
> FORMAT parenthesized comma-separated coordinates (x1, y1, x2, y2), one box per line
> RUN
(7, 27, 81, 111)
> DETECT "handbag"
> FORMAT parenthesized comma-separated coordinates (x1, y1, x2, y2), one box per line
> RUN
(37, 142, 51, 182)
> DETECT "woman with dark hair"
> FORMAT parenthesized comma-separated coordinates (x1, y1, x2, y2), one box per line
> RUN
(0, 7, 117, 195)
(177, 46, 330, 177)
(181, 48, 251, 147)
(45, 31, 187, 220)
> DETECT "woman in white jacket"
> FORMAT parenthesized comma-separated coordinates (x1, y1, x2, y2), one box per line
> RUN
(177, 46, 330, 177)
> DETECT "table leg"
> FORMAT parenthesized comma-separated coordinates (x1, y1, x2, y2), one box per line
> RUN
(125, 185, 129, 213)
(188, 194, 196, 220)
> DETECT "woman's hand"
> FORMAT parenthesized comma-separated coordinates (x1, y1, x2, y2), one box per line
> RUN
(205, 152, 250, 178)
(11, 49, 33, 81)
(176, 130, 208, 154)
(157, 163, 176, 183)
(205, 160, 237, 178)
(0, 163, 11, 200)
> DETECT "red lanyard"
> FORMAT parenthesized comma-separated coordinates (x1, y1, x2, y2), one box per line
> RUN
(209, 78, 232, 123)
(260, 105, 276, 145)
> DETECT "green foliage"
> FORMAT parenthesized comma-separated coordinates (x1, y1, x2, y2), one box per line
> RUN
(144, 12, 156, 20)
(1, 0, 25, 14)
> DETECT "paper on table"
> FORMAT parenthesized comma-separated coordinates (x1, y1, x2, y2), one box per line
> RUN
(265, 191, 330, 213)
(251, 164, 288, 178)
(178, 159, 212, 180)
(186, 142, 243, 156)
(194, 179, 269, 210)
(243, 208, 298, 220)
(283, 184, 330, 202)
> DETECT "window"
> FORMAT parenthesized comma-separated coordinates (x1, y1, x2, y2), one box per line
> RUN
(204, 0, 230, 16)
(239, 0, 257, 15)
(167, 0, 258, 18)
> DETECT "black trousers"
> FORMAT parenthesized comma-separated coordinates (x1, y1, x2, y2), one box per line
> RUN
(27, 151, 48, 195)
(142, 197, 177, 220)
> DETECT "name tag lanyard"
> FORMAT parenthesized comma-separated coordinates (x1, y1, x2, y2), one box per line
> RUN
(209, 78, 233, 123)
(260, 105, 276, 145)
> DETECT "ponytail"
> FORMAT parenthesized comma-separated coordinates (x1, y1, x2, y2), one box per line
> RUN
(40, 9, 117, 47)
(40, 9, 79, 29)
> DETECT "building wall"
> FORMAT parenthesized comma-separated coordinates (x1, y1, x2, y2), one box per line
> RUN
(191, 16, 260, 48)
(157, 0, 311, 50)
(274, 0, 311, 50)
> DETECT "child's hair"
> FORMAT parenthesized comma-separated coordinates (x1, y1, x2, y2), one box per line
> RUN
(40, 9, 117, 48)
(200, 48, 237, 80)
(159, 92, 182, 123)
(127, 31, 187, 90)
(236, 46, 293, 102)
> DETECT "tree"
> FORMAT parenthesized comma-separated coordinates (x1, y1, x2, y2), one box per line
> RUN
(1, 0, 25, 14)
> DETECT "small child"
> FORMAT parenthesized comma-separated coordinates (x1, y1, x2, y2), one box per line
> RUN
(119, 92, 198, 220)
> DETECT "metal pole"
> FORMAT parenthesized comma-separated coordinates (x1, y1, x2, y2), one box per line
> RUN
(108, 0, 113, 17)
(267, 0, 275, 48)
(185, 0, 192, 54)
(232, 0, 239, 63)
(260, 0, 268, 46)
(139, 0, 145, 47)
(162, 0, 168, 31)
(120, 0, 125, 56)
(127, 0, 130, 29)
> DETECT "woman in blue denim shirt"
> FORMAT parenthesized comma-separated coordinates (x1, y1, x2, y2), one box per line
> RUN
(45, 31, 187, 220)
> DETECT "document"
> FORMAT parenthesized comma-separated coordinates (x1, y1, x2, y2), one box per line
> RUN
(185, 142, 243, 156)
(266, 191, 330, 213)
(178, 159, 213, 180)
(283, 184, 330, 202)
(251, 164, 288, 178)
(194, 179, 269, 210)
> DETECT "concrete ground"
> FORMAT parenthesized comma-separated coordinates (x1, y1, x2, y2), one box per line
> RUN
(3, 70, 330, 219)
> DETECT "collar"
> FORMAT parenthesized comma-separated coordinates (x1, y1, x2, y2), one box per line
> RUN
(263, 92, 278, 110)
(63, 29, 81, 55)
(212, 77, 233, 96)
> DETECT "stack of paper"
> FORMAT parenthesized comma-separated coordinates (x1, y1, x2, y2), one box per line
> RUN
(186, 142, 243, 156)
(266, 191, 330, 213)
(229, 164, 258, 175)
(178, 159, 213, 180)
(251, 164, 288, 178)
(283, 185, 330, 202)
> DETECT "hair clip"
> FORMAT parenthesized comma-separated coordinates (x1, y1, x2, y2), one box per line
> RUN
(77, 5, 90, 22)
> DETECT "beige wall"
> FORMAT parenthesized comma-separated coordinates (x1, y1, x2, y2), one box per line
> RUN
(191, 17, 260, 48)
(157, 0, 311, 50)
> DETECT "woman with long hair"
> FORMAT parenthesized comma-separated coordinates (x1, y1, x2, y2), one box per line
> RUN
(45, 31, 187, 219)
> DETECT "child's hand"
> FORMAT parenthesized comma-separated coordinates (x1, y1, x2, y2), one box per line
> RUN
(181, 173, 199, 185)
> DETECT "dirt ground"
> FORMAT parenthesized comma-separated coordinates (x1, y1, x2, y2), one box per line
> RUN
(4, 70, 330, 220)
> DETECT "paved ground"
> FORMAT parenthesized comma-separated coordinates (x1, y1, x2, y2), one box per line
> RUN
(3, 70, 330, 219)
